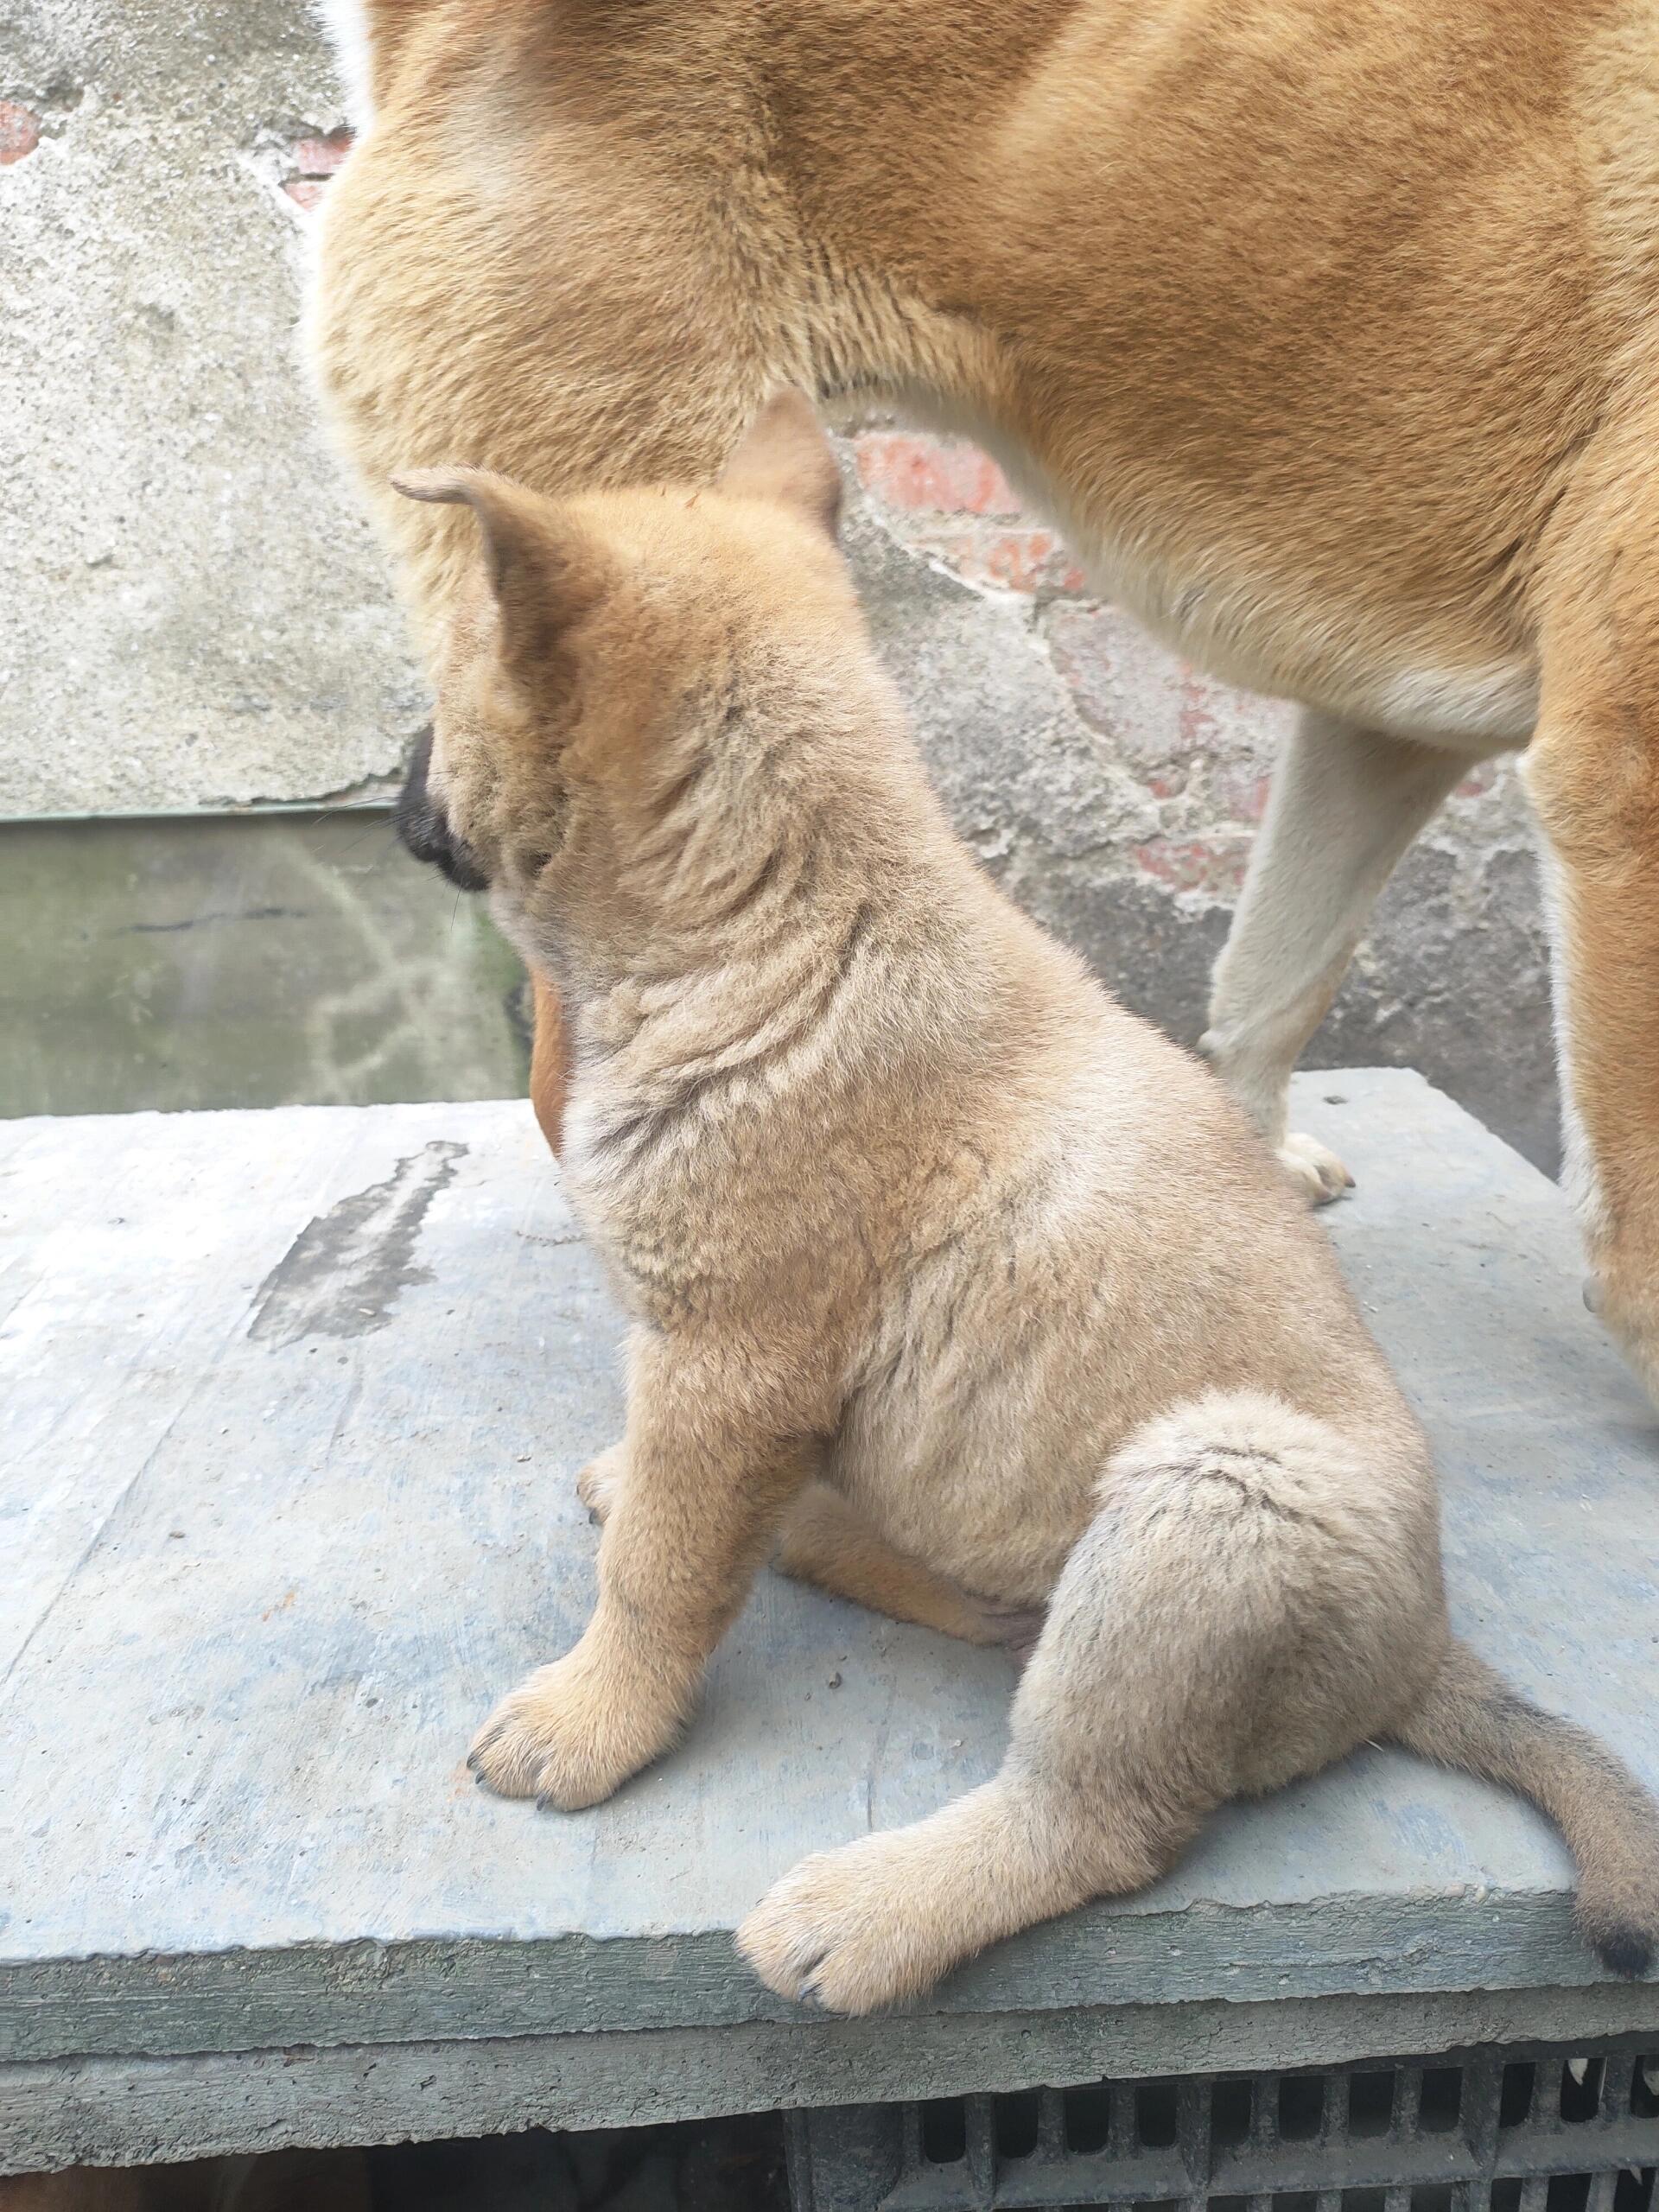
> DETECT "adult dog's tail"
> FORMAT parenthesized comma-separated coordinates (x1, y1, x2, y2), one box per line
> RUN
(1389, 1640, 1659, 1976)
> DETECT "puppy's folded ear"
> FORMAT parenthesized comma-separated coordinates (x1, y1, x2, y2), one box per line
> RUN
(391, 467, 612, 695)
(718, 390, 842, 538)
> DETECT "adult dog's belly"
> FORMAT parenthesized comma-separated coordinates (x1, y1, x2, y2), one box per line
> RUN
(1057, 509, 1540, 747)
(846, 0, 1605, 752)
(863, 376, 1542, 753)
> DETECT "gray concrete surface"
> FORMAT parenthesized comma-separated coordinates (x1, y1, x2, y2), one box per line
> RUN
(3, 1072, 1656, 2168)
(0, 1, 1560, 1167)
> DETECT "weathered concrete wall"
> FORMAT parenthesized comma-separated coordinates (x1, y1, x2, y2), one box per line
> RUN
(0, 0, 1560, 1168)
(0, 814, 529, 1119)
(0, 1, 419, 814)
(839, 446, 1556, 1170)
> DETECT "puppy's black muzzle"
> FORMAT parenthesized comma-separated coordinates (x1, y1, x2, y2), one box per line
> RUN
(395, 726, 490, 893)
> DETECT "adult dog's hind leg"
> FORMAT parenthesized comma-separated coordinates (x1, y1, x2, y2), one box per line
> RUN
(1203, 711, 1492, 1202)
(1526, 460, 1659, 1414)
(739, 1393, 1431, 2013)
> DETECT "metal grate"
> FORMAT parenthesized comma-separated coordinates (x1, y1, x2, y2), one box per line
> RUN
(786, 2039, 1659, 2212)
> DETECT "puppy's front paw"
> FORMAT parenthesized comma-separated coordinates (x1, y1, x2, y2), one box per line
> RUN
(738, 1833, 951, 2015)
(576, 1444, 626, 1523)
(1278, 1131, 1354, 1206)
(468, 1654, 677, 1811)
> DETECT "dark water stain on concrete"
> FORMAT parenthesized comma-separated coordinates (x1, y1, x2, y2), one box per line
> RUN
(248, 1141, 467, 1345)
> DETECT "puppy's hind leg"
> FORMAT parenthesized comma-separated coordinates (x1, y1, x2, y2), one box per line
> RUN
(772, 1483, 1046, 1653)
(739, 1393, 1434, 2014)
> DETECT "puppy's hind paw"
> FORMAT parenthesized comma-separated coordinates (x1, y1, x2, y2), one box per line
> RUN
(738, 1831, 961, 2015)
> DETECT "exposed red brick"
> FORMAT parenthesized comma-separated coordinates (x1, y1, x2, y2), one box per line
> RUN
(896, 518, 1086, 594)
(1134, 836, 1248, 901)
(293, 127, 354, 176)
(1052, 601, 1298, 782)
(1039, 544, 1090, 595)
(855, 432, 1019, 518)
(950, 524, 1069, 593)
(283, 127, 354, 211)
(0, 100, 41, 165)
(1049, 602, 1189, 754)
(1210, 757, 1271, 823)
(1177, 668, 1225, 754)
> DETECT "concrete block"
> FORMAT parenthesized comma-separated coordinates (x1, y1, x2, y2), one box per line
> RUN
(2, 1072, 1655, 2168)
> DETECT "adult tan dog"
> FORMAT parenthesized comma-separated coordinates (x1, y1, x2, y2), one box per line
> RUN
(384, 394, 1659, 2013)
(308, 0, 1659, 1410)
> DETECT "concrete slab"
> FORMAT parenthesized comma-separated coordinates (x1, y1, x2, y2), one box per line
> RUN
(2, 1071, 1656, 2168)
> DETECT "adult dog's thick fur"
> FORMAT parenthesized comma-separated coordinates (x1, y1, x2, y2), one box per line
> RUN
(388, 397, 1659, 2012)
(310, 0, 1659, 1408)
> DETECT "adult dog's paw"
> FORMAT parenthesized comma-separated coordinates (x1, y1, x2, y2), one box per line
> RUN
(1586, 1269, 1659, 1421)
(738, 1833, 951, 2015)
(1278, 1131, 1355, 1206)
(468, 1655, 675, 1810)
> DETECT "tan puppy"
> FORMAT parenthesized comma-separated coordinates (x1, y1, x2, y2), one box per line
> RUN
(309, 0, 1659, 1412)
(389, 396, 1659, 2014)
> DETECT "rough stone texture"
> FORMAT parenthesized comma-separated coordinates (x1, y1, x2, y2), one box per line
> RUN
(841, 444, 1556, 1173)
(9, 1989, 1659, 2177)
(0, 1, 423, 815)
(0, 813, 530, 1118)
(0, 3, 1559, 1168)
(3, 1074, 1657, 2169)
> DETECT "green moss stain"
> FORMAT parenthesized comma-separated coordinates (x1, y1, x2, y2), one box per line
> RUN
(0, 813, 530, 1116)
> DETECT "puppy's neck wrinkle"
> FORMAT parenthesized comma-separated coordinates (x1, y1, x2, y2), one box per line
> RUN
(577, 862, 881, 1099)
(588, 893, 881, 1166)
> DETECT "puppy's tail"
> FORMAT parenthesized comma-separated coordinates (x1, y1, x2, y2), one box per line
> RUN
(1389, 1639, 1659, 1977)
